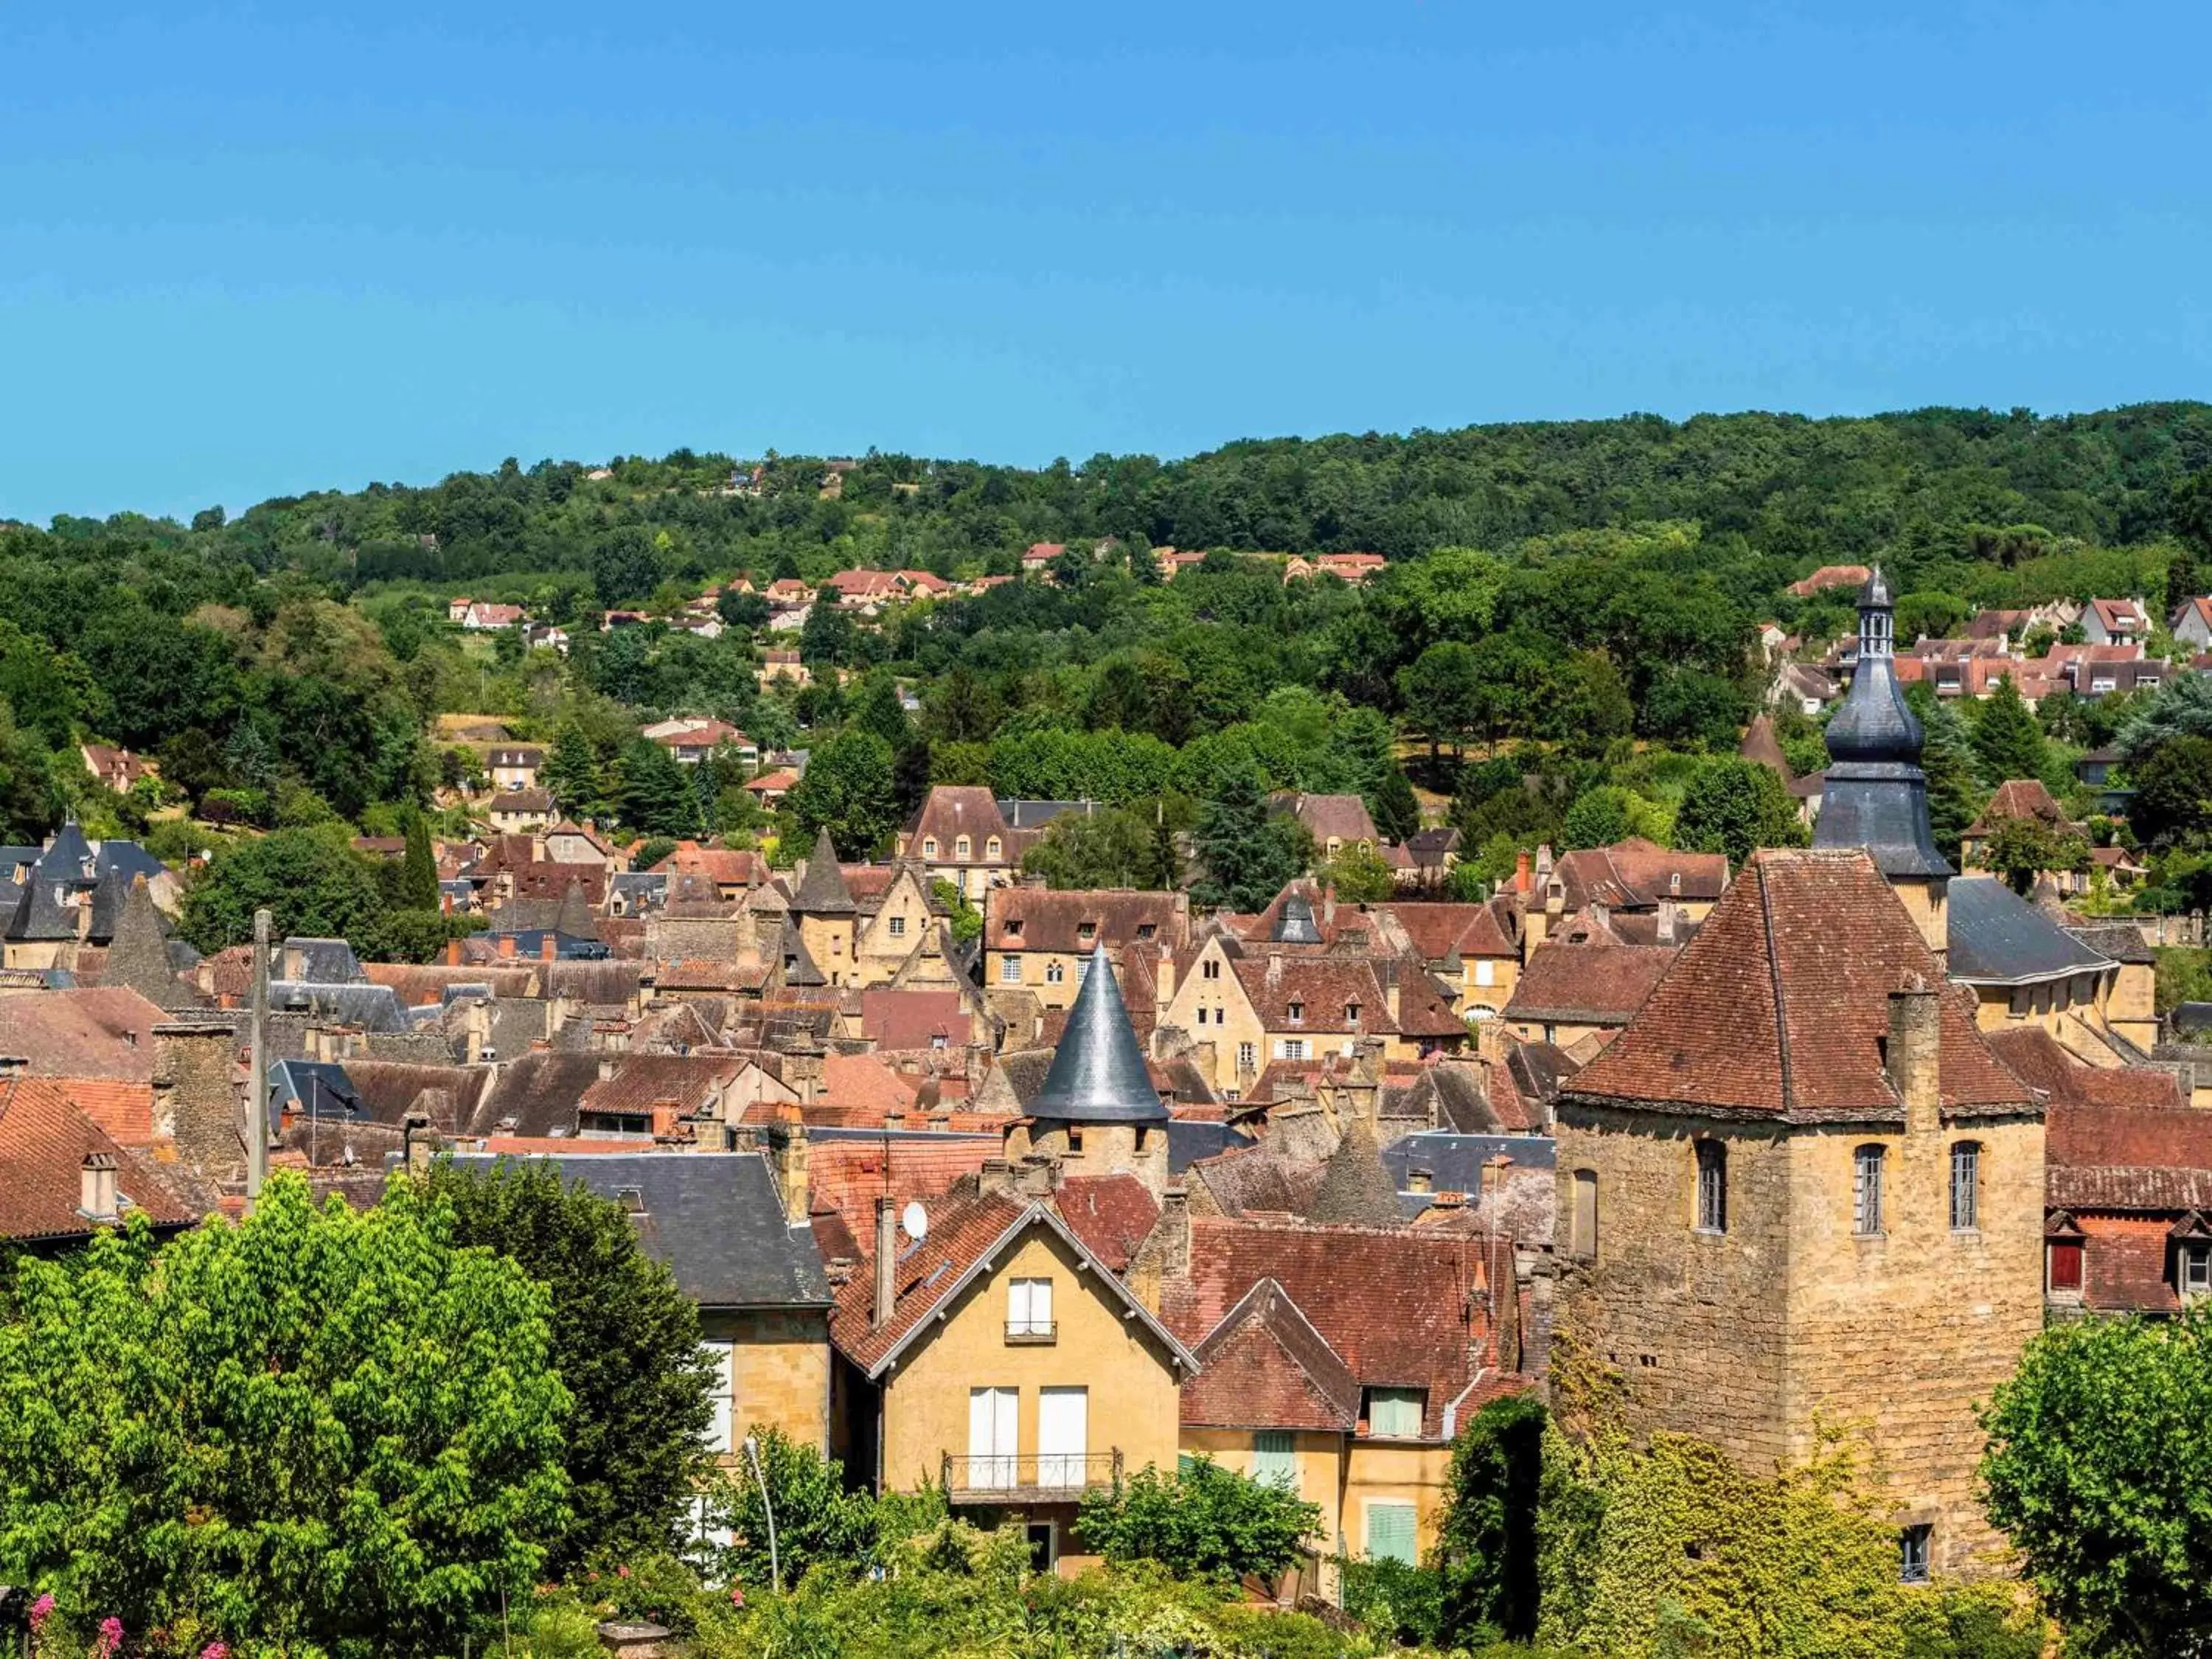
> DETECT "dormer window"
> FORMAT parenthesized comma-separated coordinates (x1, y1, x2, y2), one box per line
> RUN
(1136, 923, 1156, 939)
(923, 837, 939, 857)
(1078, 922, 1096, 941)
(1287, 1001, 1304, 1025)
(955, 835, 971, 860)
(1345, 1002, 1360, 1025)
(1005, 919, 1023, 937)
(985, 836, 1002, 860)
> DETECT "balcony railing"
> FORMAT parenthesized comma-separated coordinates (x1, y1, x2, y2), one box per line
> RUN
(1004, 1320, 1057, 1345)
(941, 1450, 1123, 1503)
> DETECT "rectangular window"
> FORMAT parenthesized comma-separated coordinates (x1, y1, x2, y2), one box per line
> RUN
(1009, 1277, 1054, 1339)
(1854, 1145, 1885, 1236)
(968, 1387, 1018, 1490)
(701, 1338, 736, 1453)
(1365, 1387, 1425, 1439)
(2047, 1238, 2084, 1293)
(1237, 1041, 1256, 1073)
(999, 955, 1022, 984)
(888, 914, 906, 937)
(1287, 1001, 1304, 1025)
(1252, 1430, 1295, 1488)
(1278, 1038, 1307, 1061)
(1695, 1141, 1727, 1234)
(1899, 1525, 1931, 1585)
(1950, 1143, 1979, 1231)
(1474, 959, 1497, 988)
(2183, 1245, 2212, 1298)
(1366, 1500, 1418, 1565)
(1572, 1169, 1599, 1259)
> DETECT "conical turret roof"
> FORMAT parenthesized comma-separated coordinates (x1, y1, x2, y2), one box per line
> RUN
(1814, 564, 1951, 879)
(1032, 955, 1169, 1124)
(553, 878, 597, 939)
(790, 829, 856, 914)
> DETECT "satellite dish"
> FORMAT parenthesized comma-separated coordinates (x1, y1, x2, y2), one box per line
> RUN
(900, 1200, 929, 1242)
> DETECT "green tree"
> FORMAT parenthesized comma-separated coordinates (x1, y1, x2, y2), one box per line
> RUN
(2129, 736, 2212, 849)
(1905, 682, 1984, 865)
(1971, 678, 2048, 788)
(1434, 1394, 1549, 1644)
(428, 1161, 716, 1575)
(785, 729, 898, 858)
(1192, 770, 1310, 911)
(849, 670, 911, 748)
(706, 1427, 878, 1590)
(544, 720, 608, 817)
(1372, 768, 1422, 842)
(1561, 786, 1635, 850)
(1323, 842, 1398, 904)
(0, 1173, 569, 1655)
(1397, 641, 1484, 763)
(1979, 815, 2090, 895)
(177, 824, 384, 953)
(1020, 805, 1157, 889)
(616, 739, 701, 838)
(1674, 757, 1809, 869)
(1076, 1456, 1321, 1582)
(930, 878, 984, 944)
(594, 526, 664, 608)
(1981, 1303, 2212, 1657)
(400, 807, 439, 910)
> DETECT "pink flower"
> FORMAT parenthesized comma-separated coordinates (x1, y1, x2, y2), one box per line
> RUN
(728, 1586, 745, 1607)
(94, 1617, 124, 1658)
(28, 1594, 54, 1632)
(615, 1565, 630, 1579)
(201, 1645, 231, 1659)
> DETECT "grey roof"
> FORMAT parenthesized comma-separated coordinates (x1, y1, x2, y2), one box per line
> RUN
(2065, 922, 2156, 967)
(4, 873, 80, 942)
(40, 820, 95, 881)
(611, 872, 667, 903)
(1382, 1130, 1557, 1210)
(1947, 878, 2114, 984)
(1307, 1112, 1402, 1226)
(94, 841, 166, 888)
(552, 879, 597, 940)
(1167, 1119, 1253, 1173)
(1272, 894, 1324, 945)
(790, 830, 856, 914)
(83, 866, 128, 943)
(282, 936, 366, 984)
(448, 1152, 832, 1309)
(1813, 566, 1952, 880)
(1031, 955, 1169, 1124)
(778, 919, 827, 987)
(268, 1058, 372, 1130)
(0, 846, 41, 877)
(996, 799, 1096, 830)
(269, 981, 411, 1032)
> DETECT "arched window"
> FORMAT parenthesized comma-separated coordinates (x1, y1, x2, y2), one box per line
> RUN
(1571, 1170, 1599, 1259)
(1854, 1144, 1887, 1236)
(1694, 1140, 1727, 1234)
(1950, 1142, 1980, 1231)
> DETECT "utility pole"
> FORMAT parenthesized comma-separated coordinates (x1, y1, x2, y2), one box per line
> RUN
(246, 907, 270, 1207)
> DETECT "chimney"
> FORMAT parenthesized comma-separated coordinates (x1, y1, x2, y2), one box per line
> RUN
(1322, 885, 1337, 928)
(767, 1106, 810, 1225)
(872, 1196, 898, 1329)
(1158, 1187, 1191, 1281)
(1514, 850, 1532, 894)
(540, 933, 557, 962)
(1656, 900, 1680, 946)
(498, 934, 517, 960)
(1155, 938, 1175, 1015)
(1382, 959, 1402, 1025)
(445, 938, 462, 967)
(79, 1150, 119, 1224)
(1266, 950, 1283, 990)
(1886, 975, 1942, 1136)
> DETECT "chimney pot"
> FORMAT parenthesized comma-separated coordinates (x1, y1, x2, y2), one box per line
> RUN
(80, 1150, 119, 1223)
(872, 1196, 899, 1329)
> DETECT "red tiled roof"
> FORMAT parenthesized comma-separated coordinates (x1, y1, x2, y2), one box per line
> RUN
(1501, 942, 1672, 1026)
(985, 888, 1186, 956)
(903, 786, 1013, 854)
(807, 1136, 1001, 1235)
(2047, 1099, 2212, 1211)
(1180, 1278, 1362, 1431)
(817, 1053, 922, 1116)
(1377, 901, 1517, 963)
(1964, 779, 2075, 838)
(652, 845, 770, 887)
(0, 988, 164, 1082)
(1163, 1217, 1513, 1440)
(1551, 838, 1728, 911)
(656, 960, 770, 993)
(1566, 849, 2036, 1121)
(1986, 1029, 2183, 1111)
(828, 1187, 1030, 1368)
(861, 989, 967, 1051)
(1054, 1174, 1160, 1272)
(0, 1078, 195, 1241)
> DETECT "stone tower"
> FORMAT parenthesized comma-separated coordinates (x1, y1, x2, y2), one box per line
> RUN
(1813, 566, 1953, 954)
(789, 828, 858, 987)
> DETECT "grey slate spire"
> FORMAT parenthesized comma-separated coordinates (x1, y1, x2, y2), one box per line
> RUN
(778, 918, 827, 987)
(790, 828, 856, 915)
(1273, 893, 1323, 945)
(1032, 955, 1169, 1124)
(553, 878, 596, 940)
(1812, 567, 1952, 879)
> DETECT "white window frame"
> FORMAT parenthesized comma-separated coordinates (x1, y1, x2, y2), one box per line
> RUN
(1237, 1040, 1256, 1073)
(1009, 1276, 1054, 1337)
(1277, 1038, 1307, 1061)
(1854, 1144, 1886, 1237)
(999, 955, 1022, 984)
(986, 836, 1002, 860)
(923, 836, 939, 857)
(1474, 959, 1497, 988)
(888, 914, 906, 937)
(955, 835, 972, 860)
(701, 1338, 736, 1453)
(1950, 1142, 1980, 1232)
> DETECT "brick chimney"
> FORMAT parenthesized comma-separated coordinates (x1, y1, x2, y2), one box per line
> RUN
(79, 1151, 119, 1224)
(872, 1195, 898, 1329)
(766, 1105, 810, 1225)
(1514, 850, 1532, 894)
(1886, 974, 1942, 1137)
(498, 934, 517, 960)
(445, 938, 462, 967)
(540, 933, 557, 962)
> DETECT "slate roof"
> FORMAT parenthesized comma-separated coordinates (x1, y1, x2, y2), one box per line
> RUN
(450, 1152, 831, 1308)
(1565, 849, 2037, 1123)
(1166, 1119, 1253, 1172)
(0, 1077, 196, 1242)
(1031, 955, 1169, 1124)
(281, 936, 366, 984)
(1945, 878, 2113, 985)
(268, 981, 412, 1033)
(268, 1059, 372, 1129)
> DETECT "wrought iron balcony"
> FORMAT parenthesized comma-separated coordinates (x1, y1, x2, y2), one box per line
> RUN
(941, 1450, 1123, 1503)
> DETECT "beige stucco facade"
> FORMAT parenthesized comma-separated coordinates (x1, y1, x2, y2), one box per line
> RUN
(1554, 1099, 2044, 1579)
(1455, 953, 1520, 1023)
(873, 1224, 1186, 1496)
(795, 911, 857, 987)
(1178, 1427, 1453, 1585)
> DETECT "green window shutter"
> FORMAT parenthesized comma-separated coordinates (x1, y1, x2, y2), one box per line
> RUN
(1366, 1501, 1417, 1565)
(1178, 1453, 1197, 1475)
(1253, 1430, 1295, 1486)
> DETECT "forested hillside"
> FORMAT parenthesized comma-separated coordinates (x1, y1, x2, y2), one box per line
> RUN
(3, 403, 2209, 878)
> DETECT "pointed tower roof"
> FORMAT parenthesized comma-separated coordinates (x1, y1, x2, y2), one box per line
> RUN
(778, 918, 828, 987)
(1272, 894, 1324, 945)
(39, 816, 94, 882)
(1032, 956, 1169, 1124)
(1812, 565, 1952, 879)
(104, 874, 184, 1008)
(553, 878, 597, 940)
(790, 829, 856, 914)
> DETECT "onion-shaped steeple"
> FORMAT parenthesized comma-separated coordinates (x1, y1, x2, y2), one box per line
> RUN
(1811, 566, 1952, 879)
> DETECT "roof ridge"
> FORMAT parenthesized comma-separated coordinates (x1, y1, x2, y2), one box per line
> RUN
(1759, 864, 1795, 1111)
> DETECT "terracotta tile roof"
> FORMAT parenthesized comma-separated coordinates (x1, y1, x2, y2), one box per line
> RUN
(1985, 1028, 2183, 1110)
(1377, 901, 1516, 964)
(0, 987, 164, 1081)
(807, 1135, 1001, 1233)
(1053, 1174, 1160, 1270)
(1565, 849, 2036, 1122)
(1551, 838, 1728, 911)
(1275, 793, 1379, 847)
(860, 989, 967, 1051)
(817, 1053, 922, 1116)
(1787, 564, 1871, 597)
(1501, 942, 1673, 1026)
(2046, 1100, 2212, 1211)
(579, 1054, 748, 1121)
(1230, 956, 1425, 1036)
(0, 1077, 196, 1241)
(650, 845, 770, 887)
(361, 963, 537, 1005)
(828, 1187, 1032, 1369)
(1964, 779, 2076, 838)
(1180, 1278, 1362, 1431)
(984, 888, 1186, 956)
(1164, 1217, 1512, 1439)
(655, 959, 769, 994)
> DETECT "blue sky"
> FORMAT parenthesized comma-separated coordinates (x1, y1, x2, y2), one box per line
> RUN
(5, 0, 2209, 523)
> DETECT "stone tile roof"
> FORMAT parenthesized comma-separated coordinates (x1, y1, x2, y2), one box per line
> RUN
(1180, 1277, 1362, 1432)
(1551, 838, 1728, 911)
(1501, 942, 1673, 1026)
(465, 1051, 607, 1137)
(805, 1134, 1001, 1236)
(2046, 1100, 2212, 1211)
(1566, 849, 2036, 1123)
(860, 989, 967, 1052)
(1184, 1142, 1328, 1219)
(1376, 901, 1516, 964)
(0, 987, 164, 1081)
(1984, 1027, 2183, 1110)
(903, 787, 1013, 855)
(0, 1077, 196, 1242)
(1164, 1217, 1514, 1440)
(1054, 1173, 1160, 1271)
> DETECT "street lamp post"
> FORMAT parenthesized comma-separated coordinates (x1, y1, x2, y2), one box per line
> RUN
(742, 1433, 780, 1593)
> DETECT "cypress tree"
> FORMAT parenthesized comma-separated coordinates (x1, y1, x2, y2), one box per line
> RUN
(1970, 678, 2048, 789)
(400, 810, 439, 911)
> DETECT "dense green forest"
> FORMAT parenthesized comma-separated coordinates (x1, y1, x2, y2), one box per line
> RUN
(4, 403, 2211, 901)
